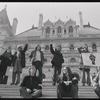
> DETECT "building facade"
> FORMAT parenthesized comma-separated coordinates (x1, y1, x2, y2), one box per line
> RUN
(0, 6, 100, 79)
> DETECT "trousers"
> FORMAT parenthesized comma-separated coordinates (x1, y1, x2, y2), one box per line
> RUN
(19, 87, 42, 98)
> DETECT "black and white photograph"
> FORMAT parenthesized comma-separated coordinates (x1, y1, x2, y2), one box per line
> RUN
(0, 2, 100, 98)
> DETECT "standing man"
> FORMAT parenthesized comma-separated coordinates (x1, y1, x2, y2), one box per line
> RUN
(78, 44, 91, 86)
(0, 46, 13, 84)
(29, 44, 44, 84)
(50, 44, 64, 85)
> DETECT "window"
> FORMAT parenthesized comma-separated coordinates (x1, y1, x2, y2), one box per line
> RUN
(70, 58, 76, 63)
(46, 27, 50, 38)
(64, 29, 66, 34)
(53, 30, 55, 34)
(57, 26, 62, 33)
(92, 43, 97, 52)
(70, 44, 74, 50)
(46, 27, 50, 34)
(57, 26, 62, 37)
(69, 26, 73, 33)
(45, 45, 49, 50)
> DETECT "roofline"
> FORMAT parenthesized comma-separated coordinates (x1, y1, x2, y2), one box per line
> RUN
(15, 28, 32, 36)
(16, 27, 38, 36)
(90, 26, 100, 30)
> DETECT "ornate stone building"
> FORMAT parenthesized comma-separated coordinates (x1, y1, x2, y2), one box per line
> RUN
(0, 6, 100, 79)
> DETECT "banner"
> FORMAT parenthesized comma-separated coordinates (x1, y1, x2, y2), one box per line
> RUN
(81, 53, 100, 67)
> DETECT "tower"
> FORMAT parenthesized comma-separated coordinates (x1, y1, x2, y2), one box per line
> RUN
(79, 11, 83, 29)
(12, 18, 18, 35)
(38, 14, 43, 30)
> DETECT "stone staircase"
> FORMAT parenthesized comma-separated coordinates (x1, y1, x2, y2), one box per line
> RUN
(0, 81, 98, 98)
(1, 67, 98, 98)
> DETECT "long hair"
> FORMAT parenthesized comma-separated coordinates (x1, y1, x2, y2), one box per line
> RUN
(84, 44, 88, 51)
(35, 44, 41, 51)
(63, 66, 73, 81)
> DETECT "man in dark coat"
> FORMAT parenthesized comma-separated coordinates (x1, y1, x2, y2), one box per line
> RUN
(19, 65, 42, 98)
(77, 44, 91, 86)
(0, 46, 13, 84)
(50, 44, 64, 85)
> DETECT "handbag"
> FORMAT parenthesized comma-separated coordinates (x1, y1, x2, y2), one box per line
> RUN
(3, 75, 8, 84)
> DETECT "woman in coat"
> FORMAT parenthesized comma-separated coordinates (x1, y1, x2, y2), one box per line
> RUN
(10, 44, 28, 85)
(0, 46, 13, 84)
(57, 66, 78, 98)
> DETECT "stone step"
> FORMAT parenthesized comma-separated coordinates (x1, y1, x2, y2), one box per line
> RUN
(0, 83, 98, 98)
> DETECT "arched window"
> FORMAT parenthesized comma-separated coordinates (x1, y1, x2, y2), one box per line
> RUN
(69, 26, 73, 33)
(57, 26, 62, 33)
(70, 44, 74, 50)
(46, 27, 50, 34)
(92, 43, 97, 52)
(46, 27, 50, 38)
(53, 30, 55, 34)
(70, 58, 76, 63)
(45, 45, 49, 50)
(64, 29, 66, 34)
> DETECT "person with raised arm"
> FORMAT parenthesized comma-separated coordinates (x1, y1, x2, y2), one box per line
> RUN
(50, 42, 64, 85)
(10, 42, 28, 85)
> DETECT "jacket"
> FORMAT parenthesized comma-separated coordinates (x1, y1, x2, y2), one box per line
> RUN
(12, 44, 28, 68)
(50, 44, 64, 67)
(29, 50, 44, 66)
(20, 75, 42, 91)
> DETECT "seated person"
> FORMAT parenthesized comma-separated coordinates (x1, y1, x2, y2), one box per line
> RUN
(57, 66, 78, 98)
(19, 65, 42, 98)
(92, 71, 100, 98)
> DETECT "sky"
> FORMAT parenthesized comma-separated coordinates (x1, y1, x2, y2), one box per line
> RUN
(0, 2, 100, 35)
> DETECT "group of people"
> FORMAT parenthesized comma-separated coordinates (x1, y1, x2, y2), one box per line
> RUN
(0, 42, 100, 98)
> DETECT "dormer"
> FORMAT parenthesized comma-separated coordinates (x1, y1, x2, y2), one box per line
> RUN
(54, 19, 64, 28)
(43, 19, 53, 28)
(66, 18, 76, 27)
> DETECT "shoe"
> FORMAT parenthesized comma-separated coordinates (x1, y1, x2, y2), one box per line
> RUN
(10, 83, 14, 85)
(15, 83, 20, 85)
(52, 82, 56, 85)
(0, 82, 3, 84)
(88, 83, 91, 86)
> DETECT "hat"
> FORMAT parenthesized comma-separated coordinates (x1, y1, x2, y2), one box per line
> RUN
(17, 45, 22, 49)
